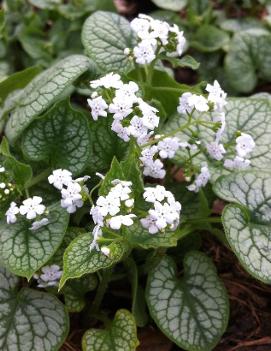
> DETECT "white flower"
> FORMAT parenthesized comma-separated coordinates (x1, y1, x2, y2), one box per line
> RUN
(110, 180, 133, 201)
(140, 146, 158, 165)
(176, 31, 186, 56)
(206, 142, 226, 161)
(206, 80, 227, 112)
(48, 169, 73, 190)
(90, 225, 103, 252)
(141, 215, 159, 234)
(109, 96, 133, 120)
(61, 182, 83, 213)
(212, 112, 226, 143)
(157, 137, 180, 159)
(224, 156, 250, 170)
(107, 214, 136, 230)
(19, 196, 46, 220)
(150, 20, 170, 45)
(90, 73, 123, 89)
(34, 264, 62, 288)
(130, 17, 151, 39)
(177, 92, 193, 115)
(143, 159, 166, 179)
(30, 218, 49, 231)
(125, 198, 134, 208)
(188, 94, 209, 112)
(115, 81, 139, 103)
(143, 185, 168, 203)
(0, 182, 5, 189)
(128, 116, 148, 139)
(187, 165, 210, 192)
(90, 206, 105, 226)
(96, 194, 121, 217)
(6, 202, 19, 224)
(236, 133, 255, 158)
(87, 95, 108, 121)
(133, 40, 156, 65)
(0, 166, 5, 173)
(101, 246, 111, 257)
(111, 120, 130, 142)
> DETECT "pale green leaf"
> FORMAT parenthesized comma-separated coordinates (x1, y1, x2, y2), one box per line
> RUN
(82, 309, 139, 351)
(0, 267, 69, 351)
(0, 203, 69, 279)
(82, 11, 135, 74)
(150, 0, 187, 11)
(191, 25, 230, 52)
(59, 234, 128, 289)
(99, 157, 125, 196)
(5, 55, 90, 143)
(146, 252, 229, 351)
(214, 171, 271, 283)
(22, 100, 91, 174)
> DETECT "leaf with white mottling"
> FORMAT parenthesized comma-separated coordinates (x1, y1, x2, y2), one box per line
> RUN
(82, 309, 139, 351)
(0, 267, 69, 351)
(0, 203, 69, 279)
(82, 11, 135, 74)
(214, 171, 271, 283)
(22, 100, 91, 174)
(150, 0, 187, 11)
(146, 252, 229, 351)
(5, 55, 90, 143)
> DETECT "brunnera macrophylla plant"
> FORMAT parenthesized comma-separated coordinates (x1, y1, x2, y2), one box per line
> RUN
(0, 10, 270, 351)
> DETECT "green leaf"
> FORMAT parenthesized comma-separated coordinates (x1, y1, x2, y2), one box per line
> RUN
(122, 221, 191, 249)
(0, 66, 41, 106)
(82, 11, 135, 74)
(99, 157, 125, 196)
(191, 25, 230, 52)
(214, 171, 271, 283)
(0, 266, 69, 351)
(164, 55, 200, 70)
(88, 117, 126, 174)
(63, 274, 98, 312)
(0, 203, 69, 279)
(22, 100, 91, 175)
(82, 309, 139, 351)
(146, 252, 229, 351)
(225, 32, 271, 93)
(5, 55, 90, 143)
(150, 0, 187, 11)
(59, 234, 128, 289)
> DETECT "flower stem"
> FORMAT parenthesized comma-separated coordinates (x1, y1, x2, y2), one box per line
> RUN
(90, 268, 113, 315)
(26, 168, 51, 189)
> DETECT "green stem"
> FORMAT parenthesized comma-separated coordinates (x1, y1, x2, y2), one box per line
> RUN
(91, 268, 113, 315)
(26, 168, 51, 189)
(88, 180, 103, 205)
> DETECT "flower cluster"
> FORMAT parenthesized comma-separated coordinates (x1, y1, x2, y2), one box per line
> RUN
(0, 165, 17, 205)
(129, 14, 186, 64)
(5, 196, 48, 231)
(88, 73, 160, 145)
(89, 179, 136, 252)
(48, 169, 89, 213)
(141, 185, 181, 234)
(33, 264, 62, 288)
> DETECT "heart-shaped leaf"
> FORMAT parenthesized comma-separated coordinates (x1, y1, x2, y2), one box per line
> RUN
(59, 234, 128, 289)
(82, 11, 135, 74)
(63, 274, 98, 312)
(146, 252, 229, 351)
(150, 0, 187, 11)
(214, 171, 271, 283)
(0, 203, 69, 279)
(5, 54, 90, 143)
(82, 309, 139, 351)
(22, 100, 91, 175)
(0, 267, 69, 351)
(225, 32, 271, 93)
(191, 25, 230, 52)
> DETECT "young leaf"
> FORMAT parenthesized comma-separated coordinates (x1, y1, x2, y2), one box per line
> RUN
(150, 0, 187, 11)
(82, 11, 135, 74)
(146, 252, 229, 351)
(5, 55, 90, 143)
(82, 309, 139, 351)
(225, 32, 271, 93)
(63, 274, 98, 312)
(214, 171, 271, 283)
(22, 100, 91, 175)
(99, 157, 125, 195)
(163, 55, 200, 70)
(59, 234, 128, 289)
(0, 267, 69, 351)
(0, 203, 69, 280)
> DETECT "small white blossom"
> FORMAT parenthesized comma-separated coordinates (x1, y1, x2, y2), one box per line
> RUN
(34, 265, 62, 288)
(130, 17, 151, 39)
(128, 116, 148, 139)
(140, 146, 158, 165)
(107, 214, 136, 230)
(143, 185, 168, 203)
(101, 246, 111, 257)
(61, 182, 83, 213)
(90, 225, 103, 252)
(87, 95, 108, 121)
(30, 218, 49, 231)
(6, 202, 19, 224)
(0, 182, 5, 189)
(187, 165, 210, 192)
(109, 96, 133, 120)
(90, 73, 123, 89)
(206, 142, 226, 161)
(115, 81, 139, 103)
(224, 156, 250, 170)
(133, 40, 156, 65)
(206, 80, 227, 112)
(235, 133, 255, 158)
(188, 94, 209, 112)
(0, 166, 5, 173)
(19, 196, 46, 220)
(177, 92, 193, 115)
(96, 194, 121, 217)
(157, 137, 180, 159)
(168, 24, 186, 56)
(150, 19, 170, 45)
(48, 169, 73, 190)
(111, 120, 130, 142)
(143, 159, 166, 179)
